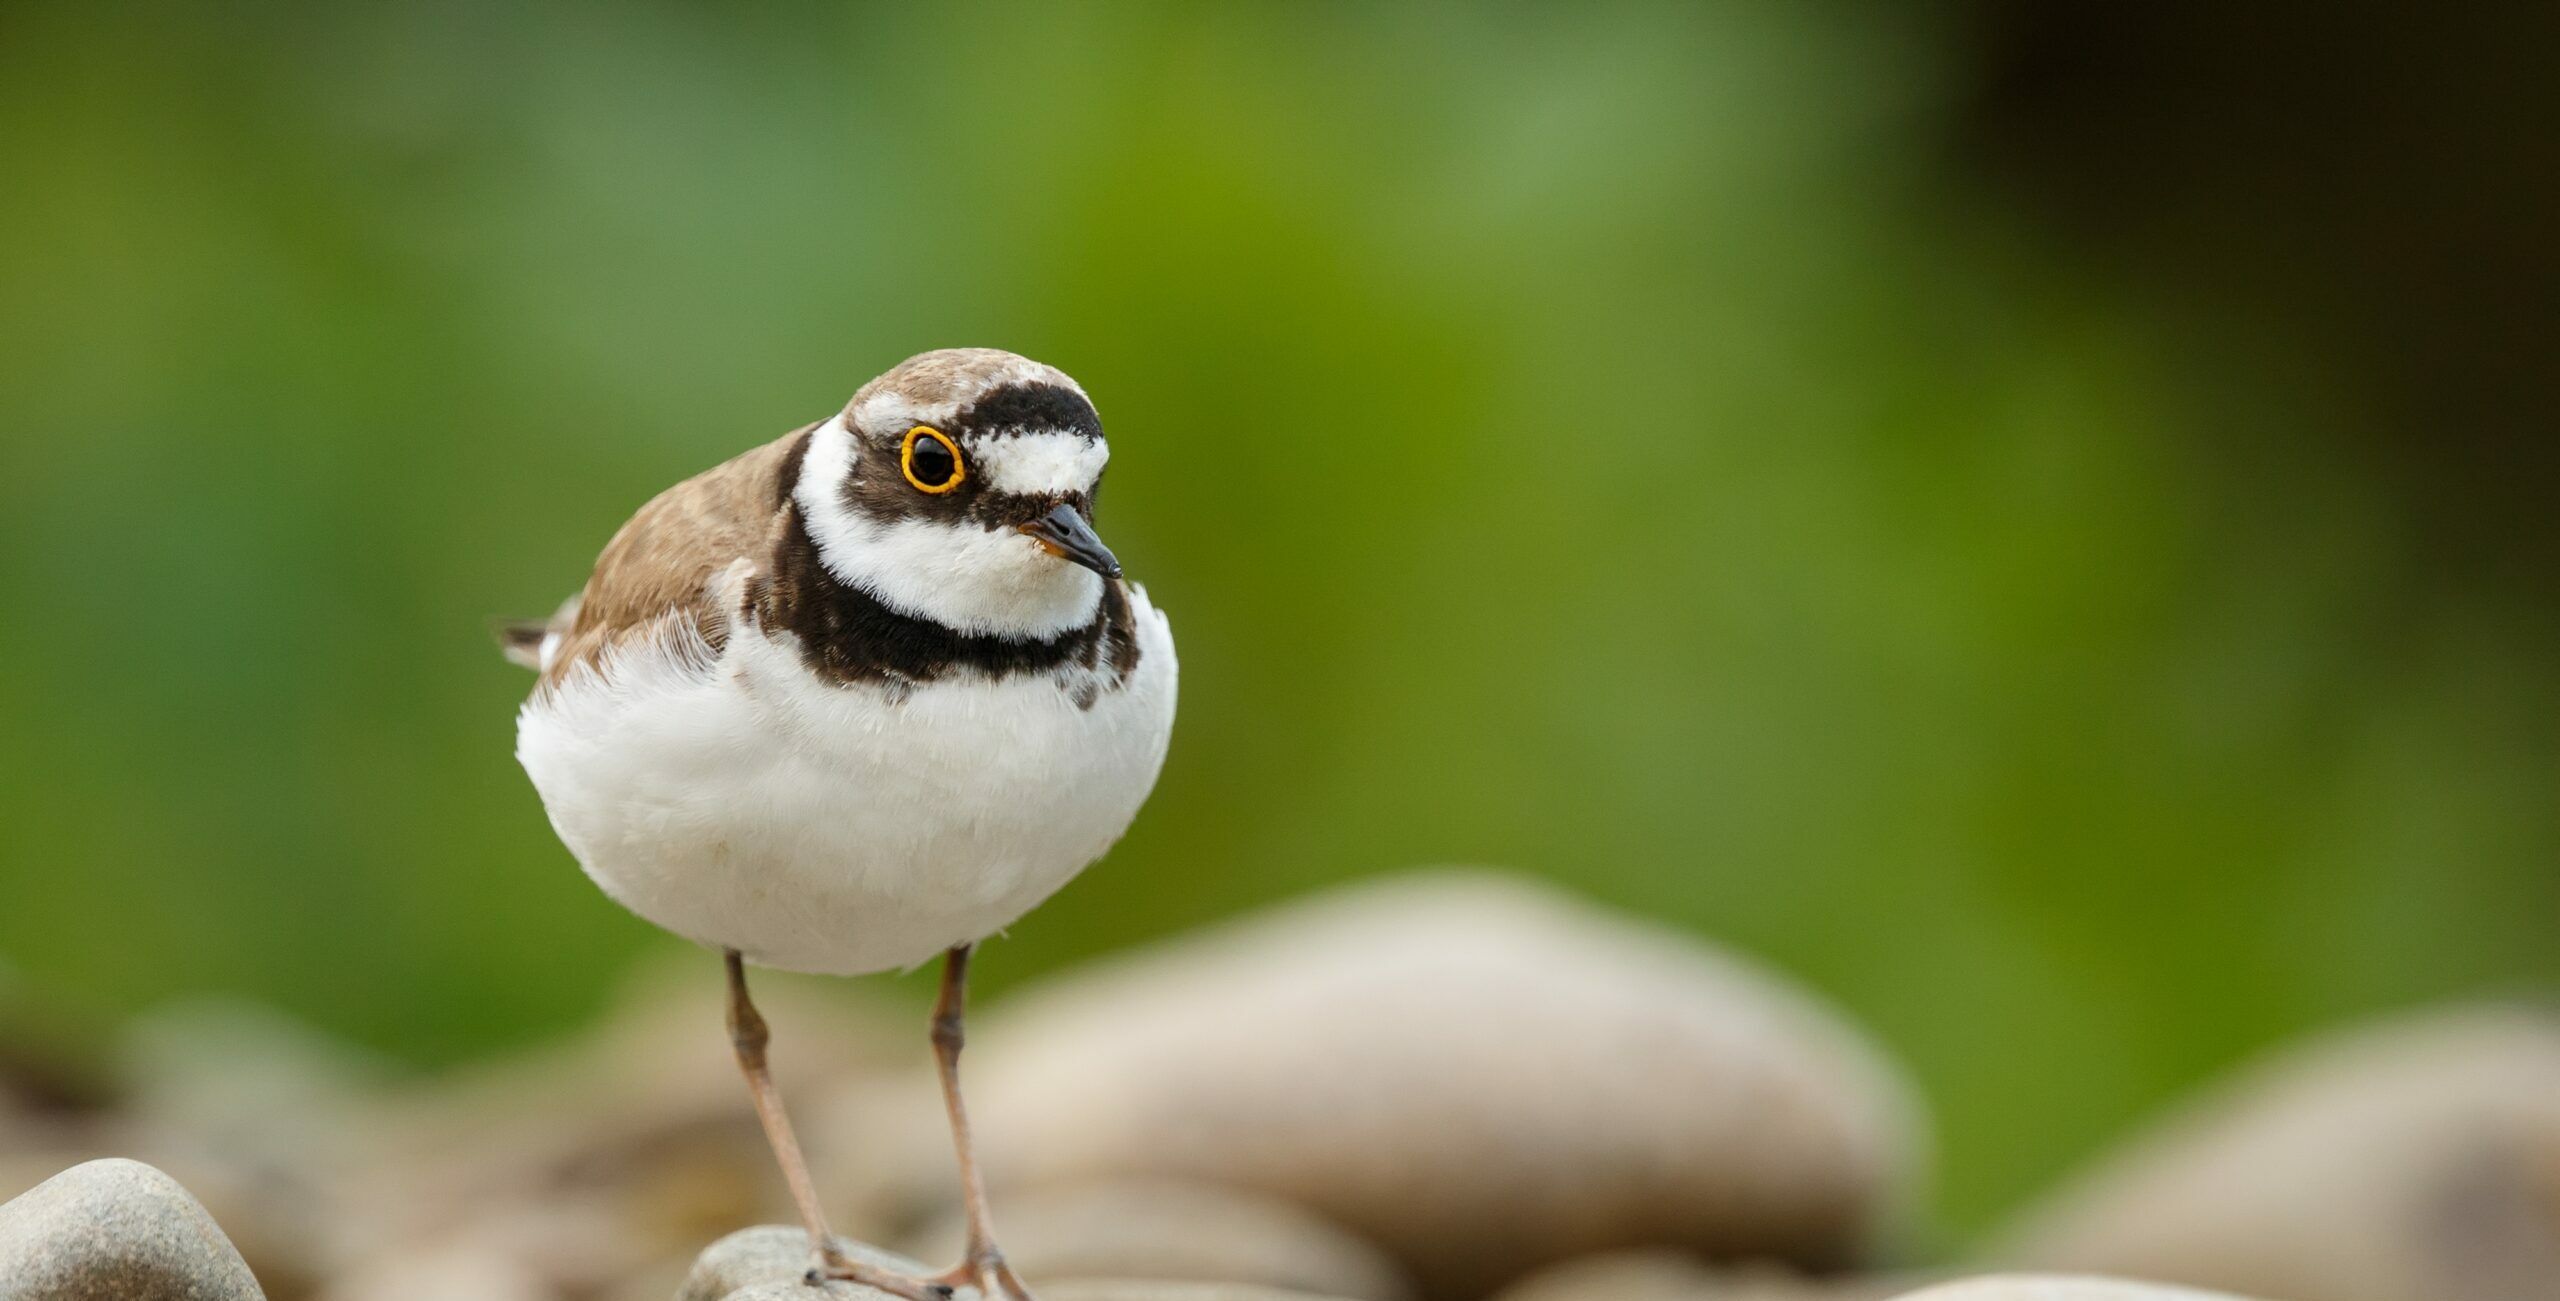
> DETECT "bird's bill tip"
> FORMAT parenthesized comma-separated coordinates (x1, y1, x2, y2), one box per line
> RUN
(1018, 504, 1121, 580)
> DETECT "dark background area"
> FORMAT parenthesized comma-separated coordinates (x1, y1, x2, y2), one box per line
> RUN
(1962, 0, 2560, 591)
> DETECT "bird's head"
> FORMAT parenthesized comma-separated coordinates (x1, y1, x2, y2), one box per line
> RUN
(794, 348, 1121, 639)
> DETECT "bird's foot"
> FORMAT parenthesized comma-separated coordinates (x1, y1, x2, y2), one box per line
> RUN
(806, 1241, 957, 1301)
(928, 1247, 1036, 1301)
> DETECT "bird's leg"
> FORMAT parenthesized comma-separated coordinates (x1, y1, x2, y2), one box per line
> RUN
(923, 945, 1037, 1301)
(724, 951, 951, 1301)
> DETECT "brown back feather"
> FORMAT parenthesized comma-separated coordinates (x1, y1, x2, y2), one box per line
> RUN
(525, 425, 815, 690)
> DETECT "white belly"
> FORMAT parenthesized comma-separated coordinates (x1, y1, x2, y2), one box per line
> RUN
(515, 595, 1176, 975)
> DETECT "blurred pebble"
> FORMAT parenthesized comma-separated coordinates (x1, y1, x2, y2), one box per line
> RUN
(680, 1226, 1369, 1301)
(839, 870, 1923, 1299)
(1495, 1250, 1916, 1301)
(0, 954, 919, 1299)
(1043, 1282, 1361, 1301)
(1886, 1280, 2251, 1300)
(324, 953, 912, 1296)
(325, 1242, 554, 1301)
(0, 1157, 265, 1300)
(110, 998, 386, 1298)
(720, 1288, 884, 1301)
(1996, 1005, 2560, 1301)
(899, 1178, 1411, 1301)
(675, 1224, 922, 1301)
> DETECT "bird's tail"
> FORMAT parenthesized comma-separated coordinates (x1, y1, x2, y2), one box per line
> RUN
(493, 595, 580, 672)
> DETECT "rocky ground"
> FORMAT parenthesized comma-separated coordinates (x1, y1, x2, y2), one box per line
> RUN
(2, 870, 2556, 1301)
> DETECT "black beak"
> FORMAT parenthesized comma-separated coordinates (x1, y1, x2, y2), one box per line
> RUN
(1019, 503, 1121, 580)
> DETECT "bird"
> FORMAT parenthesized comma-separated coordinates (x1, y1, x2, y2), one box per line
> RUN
(501, 348, 1177, 1300)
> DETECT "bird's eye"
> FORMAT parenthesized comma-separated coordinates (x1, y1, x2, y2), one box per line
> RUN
(900, 426, 966, 494)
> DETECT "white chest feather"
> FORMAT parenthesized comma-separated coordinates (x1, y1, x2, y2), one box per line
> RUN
(515, 595, 1176, 975)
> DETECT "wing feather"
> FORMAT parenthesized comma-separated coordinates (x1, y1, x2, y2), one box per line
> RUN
(512, 424, 815, 690)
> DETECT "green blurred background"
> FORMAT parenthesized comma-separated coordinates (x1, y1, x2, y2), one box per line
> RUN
(2, 0, 2553, 1246)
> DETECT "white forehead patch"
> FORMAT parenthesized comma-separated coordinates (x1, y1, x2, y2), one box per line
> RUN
(852, 388, 959, 434)
(850, 354, 1081, 436)
(973, 431, 1110, 496)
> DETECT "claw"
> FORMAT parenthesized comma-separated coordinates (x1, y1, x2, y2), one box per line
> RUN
(921, 1251, 1035, 1301)
(804, 1249, 959, 1301)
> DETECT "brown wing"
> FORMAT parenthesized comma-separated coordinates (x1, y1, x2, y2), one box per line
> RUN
(520, 424, 815, 690)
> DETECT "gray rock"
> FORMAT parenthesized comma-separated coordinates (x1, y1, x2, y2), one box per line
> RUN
(843, 871, 1923, 1299)
(1495, 1250, 1916, 1301)
(719, 1286, 1348, 1301)
(679, 1227, 1362, 1301)
(0, 1158, 264, 1300)
(1995, 1006, 2560, 1301)
(722, 1284, 1351, 1301)
(899, 1179, 1410, 1301)
(1042, 1282, 1357, 1301)
(677, 1224, 921, 1301)
(1886, 1280, 2253, 1301)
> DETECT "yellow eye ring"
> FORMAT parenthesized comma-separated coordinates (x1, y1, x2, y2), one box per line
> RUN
(900, 425, 966, 494)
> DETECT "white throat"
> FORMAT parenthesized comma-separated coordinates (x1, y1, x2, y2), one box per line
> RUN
(793, 417, 1105, 639)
